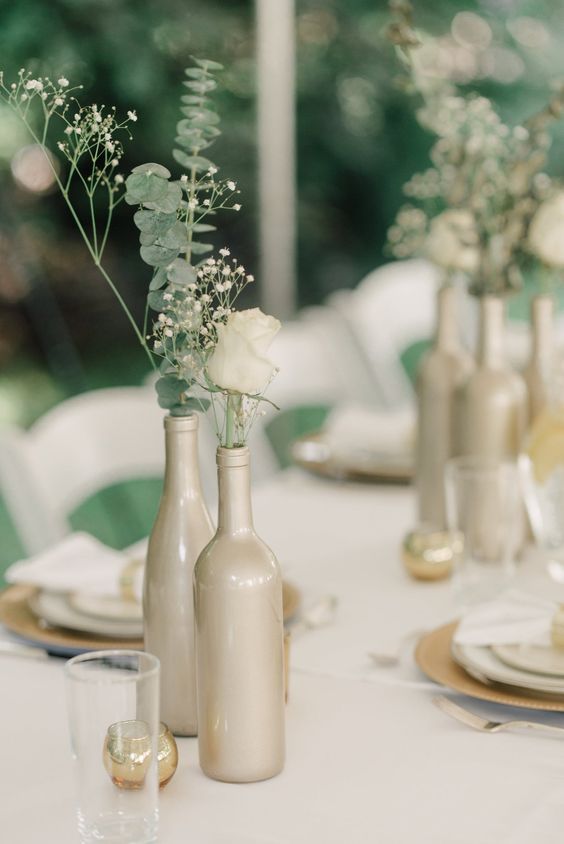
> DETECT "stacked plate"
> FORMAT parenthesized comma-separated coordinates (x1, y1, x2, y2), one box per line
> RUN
(291, 432, 412, 483)
(452, 639, 564, 697)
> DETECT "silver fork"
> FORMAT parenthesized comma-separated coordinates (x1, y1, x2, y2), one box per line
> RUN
(433, 695, 564, 737)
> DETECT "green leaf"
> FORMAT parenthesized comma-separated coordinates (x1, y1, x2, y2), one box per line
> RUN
(190, 223, 216, 233)
(149, 268, 167, 291)
(147, 289, 170, 311)
(180, 107, 220, 125)
(184, 68, 207, 79)
(139, 231, 156, 246)
(166, 258, 197, 285)
(143, 182, 183, 214)
(140, 243, 179, 267)
(156, 374, 190, 400)
(174, 135, 212, 153)
(192, 58, 224, 71)
(158, 221, 189, 250)
(190, 242, 214, 255)
(131, 162, 171, 179)
(172, 150, 214, 172)
(183, 79, 217, 94)
(125, 172, 169, 205)
(181, 95, 208, 105)
(134, 209, 177, 236)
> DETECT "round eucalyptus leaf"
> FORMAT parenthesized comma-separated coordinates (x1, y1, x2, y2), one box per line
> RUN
(149, 268, 168, 291)
(189, 241, 214, 255)
(131, 162, 172, 179)
(125, 172, 170, 205)
(139, 231, 156, 246)
(145, 182, 182, 214)
(183, 79, 217, 94)
(181, 95, 208, 105)
(180, 107, 220, 125)
(184, 68, 207, 80)
(190, 223, 216, 233)
(134, 209, 177, 236)
(158, 221, 189, 250)
(166, 258, 197, 285)
(140, 243, 179, 267)
(172, 149, 214, 172)
(192, 58, 224, 71)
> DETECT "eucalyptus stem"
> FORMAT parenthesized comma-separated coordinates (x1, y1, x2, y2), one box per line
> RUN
(225, 394, 235, 448)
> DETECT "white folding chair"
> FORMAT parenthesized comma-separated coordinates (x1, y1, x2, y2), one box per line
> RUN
(329, 259, 443, 408)
(0, 386, 219, 555)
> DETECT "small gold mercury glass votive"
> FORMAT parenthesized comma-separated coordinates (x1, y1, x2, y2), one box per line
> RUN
(103, 721, 178, 790)
(402, 526, 463, 581)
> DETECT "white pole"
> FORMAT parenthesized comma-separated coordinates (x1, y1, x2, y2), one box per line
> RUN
(256, 0, 296, 319)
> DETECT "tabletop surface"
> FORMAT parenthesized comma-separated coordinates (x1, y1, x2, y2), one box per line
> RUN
(2, 470, 564, 844)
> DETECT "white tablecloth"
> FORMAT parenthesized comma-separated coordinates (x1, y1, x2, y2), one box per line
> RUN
(2, 471, 564, 843)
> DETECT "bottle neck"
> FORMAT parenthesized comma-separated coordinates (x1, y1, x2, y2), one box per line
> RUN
(163, 414, 204, 494)
(216, 447, 253, 534)
(531, 295, 553, 366)
(435, 284, 460, 351)
(477, 295, 505, 367)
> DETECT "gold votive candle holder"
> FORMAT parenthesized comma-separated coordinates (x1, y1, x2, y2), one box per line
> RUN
(103, 720, 178, 790)
(402, 527, 463, 581)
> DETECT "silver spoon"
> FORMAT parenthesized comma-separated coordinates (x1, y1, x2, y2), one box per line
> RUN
(367, 627, 426, 667)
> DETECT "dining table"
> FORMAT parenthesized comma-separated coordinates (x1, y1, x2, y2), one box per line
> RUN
(2, 467, 564, 843)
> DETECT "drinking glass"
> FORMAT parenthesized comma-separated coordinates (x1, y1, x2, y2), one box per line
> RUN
(445, 457, 520, 608)
(65, 650, 160, 844)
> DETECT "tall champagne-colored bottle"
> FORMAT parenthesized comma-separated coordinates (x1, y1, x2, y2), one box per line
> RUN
(416, 284, 474, 529)
(144, 413, 214, 737)
(458, 295, 527, 459)
(194, 446, 285, 783)
(523, 294, 554, 424)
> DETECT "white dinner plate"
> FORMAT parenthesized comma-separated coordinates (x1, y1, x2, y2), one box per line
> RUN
(30, 590, 143, 638)
(291, 433, 412, 483)
(69, 592, 142, 622)
(452, 641, 564, 696)
(492, 643, 564, 679)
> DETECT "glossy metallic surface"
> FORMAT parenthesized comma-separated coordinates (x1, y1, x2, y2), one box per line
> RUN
(194, 446, 285, 783)
(458, 296, 527, 459)
(416, 285, 474, 529)
(523, 294, 553, 424)
(402, 526, 463, 581)
(144, 414, 214, 737)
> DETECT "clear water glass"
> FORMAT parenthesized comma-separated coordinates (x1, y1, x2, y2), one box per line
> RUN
(65, 650, 160, 844)
(445, 457, 520, 609)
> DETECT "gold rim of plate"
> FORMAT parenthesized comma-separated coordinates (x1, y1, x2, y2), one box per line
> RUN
(291, 432, 412, 484)
(416, 622, 564, 712)
(0, 581, 301, 654)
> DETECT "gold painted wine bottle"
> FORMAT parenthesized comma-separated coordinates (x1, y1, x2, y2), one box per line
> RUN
(458, 295, 527, 458)
(523, 294, 554, 424)
(416, 284, 474, 529)
(144, 413, 214, 737)
(194, 446, 285, 783)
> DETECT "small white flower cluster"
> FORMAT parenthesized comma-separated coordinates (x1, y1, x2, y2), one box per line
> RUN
(151, 252, 255, 379)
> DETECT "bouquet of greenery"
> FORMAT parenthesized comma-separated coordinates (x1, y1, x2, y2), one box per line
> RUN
(386, 0, 564, 297)
(0, 59, 280, 447)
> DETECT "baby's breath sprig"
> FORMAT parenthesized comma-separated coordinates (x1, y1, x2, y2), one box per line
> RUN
(0, 68, 149, 358)
(148, 250, 255, 417)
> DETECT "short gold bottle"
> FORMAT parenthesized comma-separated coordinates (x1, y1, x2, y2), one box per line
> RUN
(194, 446, 285, 783)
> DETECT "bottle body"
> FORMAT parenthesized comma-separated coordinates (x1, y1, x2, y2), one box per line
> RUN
(458, 295, 527, 459)
(416, 285, 474, 528)
(522, 294, 554, 424)
(144, 414, 214, 737)
(194, 446, 285, 783)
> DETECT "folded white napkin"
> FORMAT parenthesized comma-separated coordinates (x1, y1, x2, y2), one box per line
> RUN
(454, 590, 556, 648)
(322, 403, 415, 459)
(5, 532, 145, 602)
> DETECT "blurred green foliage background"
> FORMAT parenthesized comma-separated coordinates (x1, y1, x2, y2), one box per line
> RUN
(1, 0, 564, 416)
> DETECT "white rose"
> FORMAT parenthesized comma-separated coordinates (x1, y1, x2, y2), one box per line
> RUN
(206, 308, 280, 394)
(529, 193, 564, 267)
(426, 209, 479, 273)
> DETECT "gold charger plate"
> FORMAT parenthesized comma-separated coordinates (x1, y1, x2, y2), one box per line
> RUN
(415, 621, 564, 712)
(291, 432, 412, 484)
(0, 582, 301, 657)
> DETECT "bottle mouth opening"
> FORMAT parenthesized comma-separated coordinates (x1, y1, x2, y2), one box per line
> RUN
(164, 413, 198, 431)
(216, 445, 250, 468)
